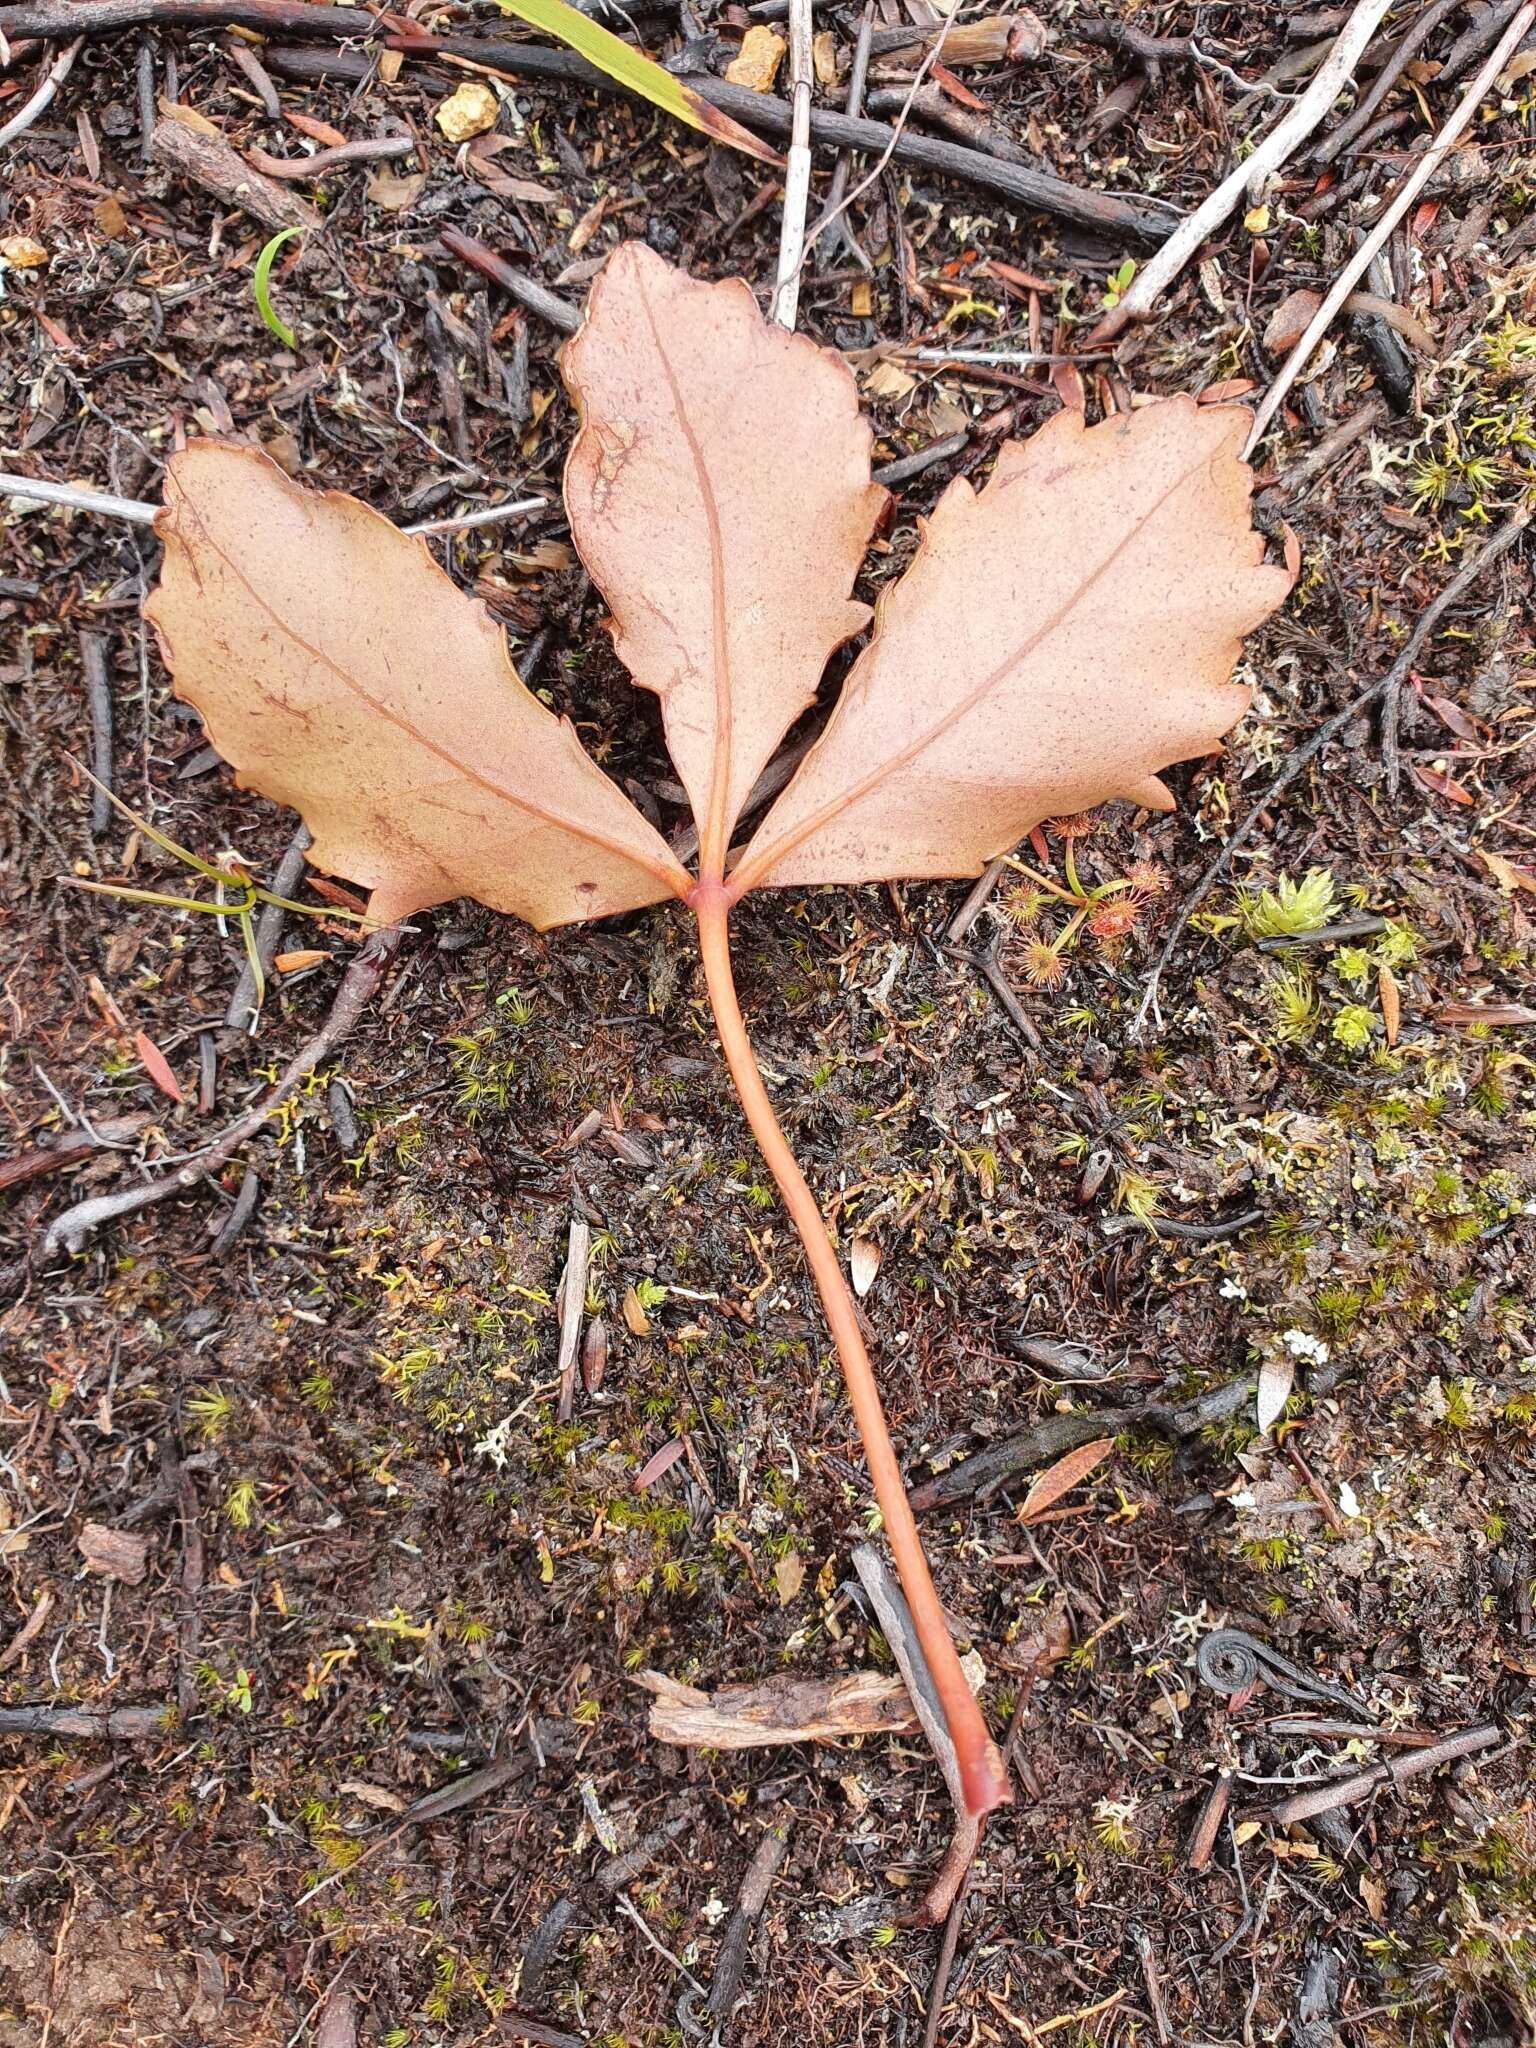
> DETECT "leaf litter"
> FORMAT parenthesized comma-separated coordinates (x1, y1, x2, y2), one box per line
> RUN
(144, 237, 1289, 1903)
(11, 35, 1536, 2029)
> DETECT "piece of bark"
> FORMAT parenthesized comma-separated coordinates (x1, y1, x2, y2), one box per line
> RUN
(0, 1592, 55, 1674)
(78, 1521, 150, 1584)
(706, 1813, 794, 2020)
(314, 1990, 358, 2048)
(638, 1665, 925, 1747)
(257, 34, 1181, 243)
(0, 1703, 167, 1739)
(150, 117, 321, 235)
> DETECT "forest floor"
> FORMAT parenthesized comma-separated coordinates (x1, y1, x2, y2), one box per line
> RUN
(2, 2, 1536, 2044)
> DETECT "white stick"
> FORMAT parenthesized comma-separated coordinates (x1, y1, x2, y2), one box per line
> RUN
(1092, 0, 1396, 343)
(0, 36, 81, 151)
(0, 469, 547, 537)
(1245, 1, 1536, 456)
(1, 471, 157, 523)
(771, 0, 815, 329)
(401, 496, 548, 536)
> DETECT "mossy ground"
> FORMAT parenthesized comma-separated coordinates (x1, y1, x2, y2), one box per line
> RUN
(2, 11, 1535, 2045)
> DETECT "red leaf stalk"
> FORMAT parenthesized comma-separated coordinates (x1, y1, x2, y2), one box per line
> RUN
(692, 882, 1009, 1821)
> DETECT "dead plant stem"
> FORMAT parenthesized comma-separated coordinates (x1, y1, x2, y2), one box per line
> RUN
(1244, 0, 1536, 454)
(770, 0, 813, 326)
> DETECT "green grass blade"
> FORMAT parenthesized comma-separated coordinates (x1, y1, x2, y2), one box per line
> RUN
(253, 226, 303, 349)
(73, 758, 235, 884)
(492, 0, 781, 165)
(69, 880, 252, 916)
(237, 907, 266, 1012)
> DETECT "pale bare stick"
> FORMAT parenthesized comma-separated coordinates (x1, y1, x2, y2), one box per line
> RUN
(0, 468, 546, 537)
(41, 926, 404, 1259)
(402, 495, 548, 536)
(1244, 0, 1536, 456)
(0, 34, 80, 148)
(1091, 0, 1396, 344)
(2, 471, 157, 523)
(770, 0, 815, 327)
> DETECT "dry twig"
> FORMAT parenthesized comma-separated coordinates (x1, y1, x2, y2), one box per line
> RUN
(1092, 0, 1396, 342)
(78, 630, 113, 837)
(1245, 1, 1536, 453)
(770, 0, 813, 326)
(1268, 1722, 1502, 1823)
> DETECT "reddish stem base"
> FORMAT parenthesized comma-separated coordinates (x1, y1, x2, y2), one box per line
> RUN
(692, 892, 1010, 1830)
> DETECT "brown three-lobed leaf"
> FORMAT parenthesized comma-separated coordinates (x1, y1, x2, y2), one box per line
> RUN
(139, 245, 1293, 1864)
(147, 247, 1290, 923)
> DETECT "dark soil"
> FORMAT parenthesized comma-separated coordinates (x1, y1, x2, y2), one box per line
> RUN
(2, 4, 1535, 2044)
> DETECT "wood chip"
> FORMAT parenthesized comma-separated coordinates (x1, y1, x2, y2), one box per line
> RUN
(78, 1521, 150, 1584)
(726, 26, 788, 91)
(638, 1665, 925, 1747)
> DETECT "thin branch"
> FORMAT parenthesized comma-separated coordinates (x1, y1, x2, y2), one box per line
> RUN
(796, 4, 956, 270)
(404, 495, 549, 536)
(78, 630, 114, 837)
(358, 33, 1185, 243)
(438, 226, 581, 335)
(1091, 0, 1396, 343)
(770, 0, 813, 327)
(0, 31, 79, 146)
(244, 134, 416, 179)
(1245, 1, 1536, 454)
(1268, 1723, 1502, 1824)
(224, 820, 312, 1030)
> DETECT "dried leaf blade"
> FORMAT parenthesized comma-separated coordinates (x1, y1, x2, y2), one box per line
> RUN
(1018, 1436, 1114, 1524)
(146, 442, 687, 930)
(564, 243, 886, 870)
(737, 400, 1293, 893)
